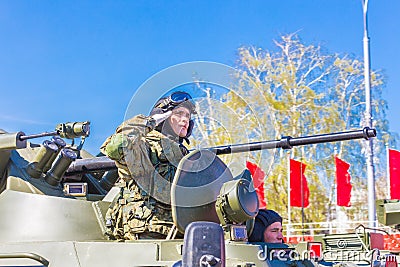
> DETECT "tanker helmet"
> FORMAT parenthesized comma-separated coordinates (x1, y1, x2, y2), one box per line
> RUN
(248, 209, 283, 243)
(150, 91, 196, 143)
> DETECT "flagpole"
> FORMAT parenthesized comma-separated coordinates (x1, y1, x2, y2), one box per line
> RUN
(386, 144, 390, 199)
(362, 0, 377, 228)
(300, 156, 305, 240)
(287, 151, 291, 240)
(334, 150, 339, 233)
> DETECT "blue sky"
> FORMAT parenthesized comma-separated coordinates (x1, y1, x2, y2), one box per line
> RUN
(0, 1, 399, 155)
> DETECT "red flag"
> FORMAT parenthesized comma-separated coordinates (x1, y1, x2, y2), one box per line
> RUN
(246, 161, 267, 209)
(335, 156, 352, 207)
(290, 159, 309, 207)
(389, 149, 400, 199)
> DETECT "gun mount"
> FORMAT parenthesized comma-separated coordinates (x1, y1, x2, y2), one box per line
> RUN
(0, 122, 92, 194)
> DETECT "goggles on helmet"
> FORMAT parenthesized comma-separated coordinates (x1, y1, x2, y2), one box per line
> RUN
(169, 91, 192, 105)
(157, 91, 196, 113)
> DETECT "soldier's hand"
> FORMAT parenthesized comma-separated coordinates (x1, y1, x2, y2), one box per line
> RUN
(151, 111, 172, 126)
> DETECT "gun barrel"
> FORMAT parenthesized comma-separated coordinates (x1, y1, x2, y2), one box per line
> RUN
(65, 127, 376, 174)
(211, 127, 376, 155)
(288, 127, 375, 146)
(65, 156, 116, 176)
(18, 131, 58, 141)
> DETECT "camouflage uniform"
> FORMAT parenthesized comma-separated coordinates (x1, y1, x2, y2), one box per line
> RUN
(100, 114, 188, 240)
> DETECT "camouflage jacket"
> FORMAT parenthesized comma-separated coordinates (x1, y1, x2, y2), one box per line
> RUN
(100, 115, 188, 240)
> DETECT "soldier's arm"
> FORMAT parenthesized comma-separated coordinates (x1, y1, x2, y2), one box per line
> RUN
(101, 114, 163, 161)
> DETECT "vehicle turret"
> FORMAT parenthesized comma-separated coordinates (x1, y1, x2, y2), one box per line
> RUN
(0, 123, 381, 266)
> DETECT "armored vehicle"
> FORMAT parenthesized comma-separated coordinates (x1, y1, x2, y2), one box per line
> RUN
(306, 199, 400, 267)
(0, 121, 386, 267)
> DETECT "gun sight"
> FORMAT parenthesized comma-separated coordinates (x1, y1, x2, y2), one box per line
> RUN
(16, 122, 90, 143)
(55, 122, 90, 139)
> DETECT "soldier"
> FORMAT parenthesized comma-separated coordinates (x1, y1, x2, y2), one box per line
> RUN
(248, 209, 284, 243)
(101, 91, 196, 240)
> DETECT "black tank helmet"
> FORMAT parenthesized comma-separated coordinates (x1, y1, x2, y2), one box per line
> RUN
(149, 91, 196, 144)
(248, 209, 283, 243)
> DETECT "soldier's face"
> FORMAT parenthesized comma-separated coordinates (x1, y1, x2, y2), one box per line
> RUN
(169, 107, 191, 137)
(263, 222, 284, 243)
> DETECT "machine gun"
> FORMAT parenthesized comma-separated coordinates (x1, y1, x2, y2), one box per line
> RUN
(66, 126, 376, 175)
(61, 126, 377, 199)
